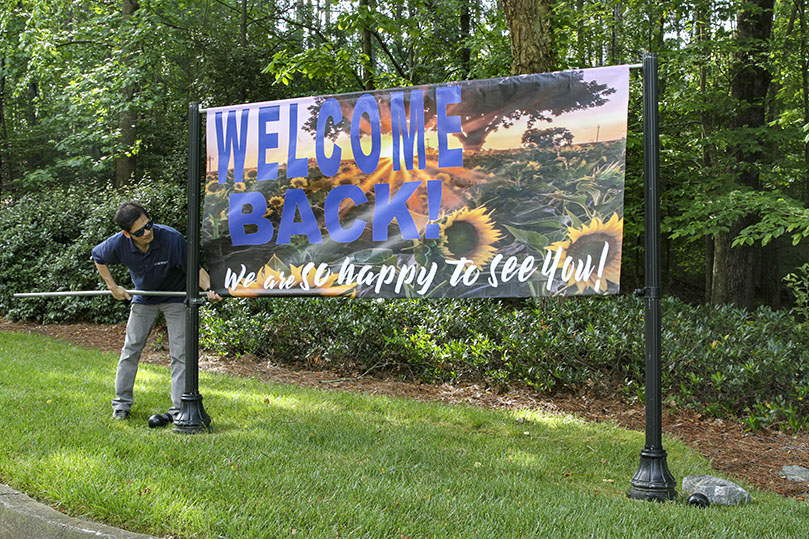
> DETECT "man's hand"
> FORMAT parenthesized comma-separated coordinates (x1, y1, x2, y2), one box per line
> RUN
(199, 268, 222, 303)
(110, 284, 131, 301)
(96, 263, 131, 301)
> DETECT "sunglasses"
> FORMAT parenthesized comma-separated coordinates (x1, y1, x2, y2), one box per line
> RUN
(130, 220, 153, 238)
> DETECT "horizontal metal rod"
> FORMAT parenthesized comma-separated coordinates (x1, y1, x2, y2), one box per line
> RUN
(14, 290, 198, 298)
(14, 288, 350, 299)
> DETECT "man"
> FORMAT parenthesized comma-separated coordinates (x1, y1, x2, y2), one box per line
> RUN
(91, 201, 221, 426)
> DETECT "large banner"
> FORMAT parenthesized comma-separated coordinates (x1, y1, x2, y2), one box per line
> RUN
(203, 66, 629, 298)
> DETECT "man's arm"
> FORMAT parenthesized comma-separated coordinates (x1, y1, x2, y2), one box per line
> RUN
(94, 262, 131, 301)
(199, 268, 222, 302)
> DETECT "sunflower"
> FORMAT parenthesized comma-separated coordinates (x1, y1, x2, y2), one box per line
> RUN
(290, 177, 308, 189)
(269, 196, 284, 208)
(229, 260, 357, 297)
(438, 207, 503, 268)
(205, 179, 226, 196)
(546, 213, 623, 293)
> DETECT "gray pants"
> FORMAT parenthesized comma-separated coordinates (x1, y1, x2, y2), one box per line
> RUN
(112, 302, 186, 417)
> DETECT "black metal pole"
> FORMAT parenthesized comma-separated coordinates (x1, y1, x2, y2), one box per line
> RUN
(175, 101, 211, 434)
(628, 53, 677, 501)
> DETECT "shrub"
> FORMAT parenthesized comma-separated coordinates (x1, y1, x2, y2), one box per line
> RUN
(201, 295, 648, 391)
(784, 263, 809, 322)
(0, 181, 187, 322)
(200, 294, 809, 432)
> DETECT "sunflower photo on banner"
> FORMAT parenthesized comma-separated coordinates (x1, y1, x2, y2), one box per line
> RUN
(202, 66, 629, 298)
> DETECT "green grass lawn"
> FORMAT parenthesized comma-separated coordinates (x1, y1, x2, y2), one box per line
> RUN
(0, 330, 806, 538)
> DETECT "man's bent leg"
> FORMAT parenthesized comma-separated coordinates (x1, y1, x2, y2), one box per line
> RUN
(112, 304, 159, 413)
(162, 302, 186, 418)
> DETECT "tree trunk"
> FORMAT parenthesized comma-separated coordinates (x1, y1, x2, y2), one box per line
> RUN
(800, 0, 809, 203)
(609, 3, 622, 65)
(712, 219, 756, 307)
(501, 0, 556, 75)
(238, 0, 248, 103)
(711, 0, 774, 307)
(0, 54, 5, 194)
(324, 0, 332, 33)
(240, 0, 247, 49)
(460, 1, 472, 77)
(576, 0, 585, 66)
(360, 0, 375, 90)
(697, 0, 716, 300)
(704, 236, 714, 302)
(115, 0, 139, 188)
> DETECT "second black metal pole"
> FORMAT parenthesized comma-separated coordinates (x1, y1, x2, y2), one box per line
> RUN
(175, 101, 211, 434)
(628, 53, 677, 501)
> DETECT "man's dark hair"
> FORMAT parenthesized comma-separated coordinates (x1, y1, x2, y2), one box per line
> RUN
(114, 201, 150, 232)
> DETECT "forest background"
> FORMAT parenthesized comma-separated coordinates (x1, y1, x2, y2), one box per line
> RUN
(2, 0, 809, 307)
(1, 1, 809, 430)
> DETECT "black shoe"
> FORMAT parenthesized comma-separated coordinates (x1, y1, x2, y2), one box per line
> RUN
(112, 409, 130, 420)
(147, 412, 174, 428)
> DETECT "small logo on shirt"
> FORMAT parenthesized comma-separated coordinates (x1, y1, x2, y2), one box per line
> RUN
(154, 260, 169, 266)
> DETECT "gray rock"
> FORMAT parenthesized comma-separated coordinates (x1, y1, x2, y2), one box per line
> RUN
(779, 465, 809, 482)
(681, 475, 751, 506)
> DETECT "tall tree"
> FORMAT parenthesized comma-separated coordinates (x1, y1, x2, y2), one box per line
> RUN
(360, 0, 375, 89)
(696, 0, 716, 302)
(710, 0, 775, 307)
(115, 0, 139, 188)
(0, 54, 6, 195)
(501, 0, 556, 74)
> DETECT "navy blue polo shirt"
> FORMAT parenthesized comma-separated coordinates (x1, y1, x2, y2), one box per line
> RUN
(91, 224, 187, 304)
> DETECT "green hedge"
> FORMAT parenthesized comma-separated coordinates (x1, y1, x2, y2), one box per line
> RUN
(200, 295, 809, 432)
(0, 181, 187, 322)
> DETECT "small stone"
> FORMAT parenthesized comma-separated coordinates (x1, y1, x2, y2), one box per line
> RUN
(681, 475, 751, 506)
(779, 465, 809, 482)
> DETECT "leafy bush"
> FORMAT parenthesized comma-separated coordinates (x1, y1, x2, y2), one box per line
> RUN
(0, 181, 187, 322)
(201, 294, 809, 432)
(661, 300, 809, 430)
(784, 263, 809, 322)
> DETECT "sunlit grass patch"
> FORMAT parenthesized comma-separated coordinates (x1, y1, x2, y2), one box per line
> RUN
(1, 330, 806, 538)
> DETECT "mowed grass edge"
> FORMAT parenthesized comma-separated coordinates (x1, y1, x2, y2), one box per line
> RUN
(0, 330, 805, 538)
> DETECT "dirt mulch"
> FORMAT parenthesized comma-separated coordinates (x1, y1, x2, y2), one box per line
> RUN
(2, 317, 808, 499)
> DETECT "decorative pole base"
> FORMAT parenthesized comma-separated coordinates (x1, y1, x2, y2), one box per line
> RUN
(173, 392, 211, 434)
(628, 448, 677, 501)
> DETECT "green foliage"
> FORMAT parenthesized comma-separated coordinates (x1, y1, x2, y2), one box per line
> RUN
(0, 180, 187, 322)
(3, 0, 807, 308)
(201, 294, 809, 433)
(264, 0, 510, 92)
(661, 300, 809, 432)
(664, 189, 809, 247)
(784, 263, 809, 321)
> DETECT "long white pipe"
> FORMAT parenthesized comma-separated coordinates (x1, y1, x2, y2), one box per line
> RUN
(13, 290, 195, 298)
